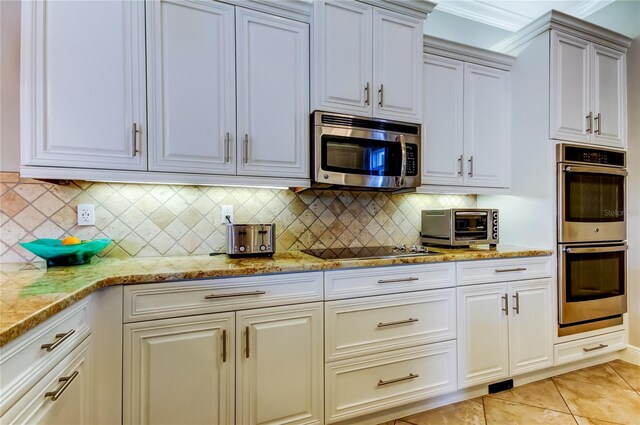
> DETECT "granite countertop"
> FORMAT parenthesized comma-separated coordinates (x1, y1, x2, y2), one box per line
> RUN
(0, 245, 552, 347)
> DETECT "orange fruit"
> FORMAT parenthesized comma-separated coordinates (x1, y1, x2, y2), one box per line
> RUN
(61, 236, 82, 245)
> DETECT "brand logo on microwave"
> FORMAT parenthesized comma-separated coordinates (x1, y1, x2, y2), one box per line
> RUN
(604, 209, 626, 217)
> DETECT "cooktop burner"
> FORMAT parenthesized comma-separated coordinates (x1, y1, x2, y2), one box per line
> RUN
(301, 245, 436, 261)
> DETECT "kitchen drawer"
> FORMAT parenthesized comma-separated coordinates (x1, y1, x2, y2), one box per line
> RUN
(325, 289, 456, 361)
(0, 299, 91, 416)
(325, 341, 457, 423)
(324, 263, 455, 300)
(554, 330, 626, 365)
(456, 256, 552, 286)
(123, 272, 323, 323)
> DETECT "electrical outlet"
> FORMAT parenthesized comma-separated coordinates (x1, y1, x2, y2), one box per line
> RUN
(77, 204, 95, 226)
(221, 205, 234, 224)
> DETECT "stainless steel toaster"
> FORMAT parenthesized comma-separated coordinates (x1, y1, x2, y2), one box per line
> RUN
(226, 224, 276, 257)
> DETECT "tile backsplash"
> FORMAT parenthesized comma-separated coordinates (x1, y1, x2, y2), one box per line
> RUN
(0, 172, 475, 263)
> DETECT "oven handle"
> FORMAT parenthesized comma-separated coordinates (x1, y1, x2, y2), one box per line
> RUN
(397, 134, 406, 186)
(563, 245, 628, 254)
(563, 165, 628, 176)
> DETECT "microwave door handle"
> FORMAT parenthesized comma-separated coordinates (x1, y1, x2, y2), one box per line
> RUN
(397, 134, 406, 186)
(563, 245, 628, 254)
(563, 165, 628, 176)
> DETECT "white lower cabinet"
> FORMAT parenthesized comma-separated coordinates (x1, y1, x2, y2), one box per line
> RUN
(457, 278, 553, 388)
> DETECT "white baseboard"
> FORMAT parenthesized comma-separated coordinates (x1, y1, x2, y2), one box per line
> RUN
(620, 345, 640, 365)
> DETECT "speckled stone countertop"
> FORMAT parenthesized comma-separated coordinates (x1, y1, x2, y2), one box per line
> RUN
(0, 246, 552, 346)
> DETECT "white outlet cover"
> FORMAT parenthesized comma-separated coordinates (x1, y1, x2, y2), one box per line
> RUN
(221, 205, 234, 224)
(77, 204, 95, 226)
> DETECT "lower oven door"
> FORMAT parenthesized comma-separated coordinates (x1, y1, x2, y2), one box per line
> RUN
(559, 243, 627, 325)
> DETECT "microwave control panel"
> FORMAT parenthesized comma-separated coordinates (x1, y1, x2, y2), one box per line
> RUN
(406, 144, 418, 176)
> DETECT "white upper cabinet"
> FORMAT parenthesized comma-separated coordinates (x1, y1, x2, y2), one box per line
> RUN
(21, 0, 146, 170)
(313, 1, 373, 116)
(236, 8, 310, 179)
(313, 1, 424, 123)
(146, 0, 236, 174)
(422, 55, 464, 186)
(551, 31, 627, 148)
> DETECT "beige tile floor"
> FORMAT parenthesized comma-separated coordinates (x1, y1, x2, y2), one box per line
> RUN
(379, 360, 640, 425)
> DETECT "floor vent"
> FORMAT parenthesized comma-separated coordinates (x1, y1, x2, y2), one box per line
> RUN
(488, 379, 514, 394)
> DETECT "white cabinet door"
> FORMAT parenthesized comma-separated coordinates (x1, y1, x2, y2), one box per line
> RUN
(373, 8, 423, 123)
(236, 303, 323, 425)
(457, 283, 509, 389)
(236, 8, 310, 179)
(146, 0, 236, 174)
(508, 279, 553, 376)
(123, 313, 234, 425)
(21, 0, 146, 170)
(550, 31, 591, 143)
(592, 44, 626, 148)
(422, 55, 464, 186)
(463, 63, 510, 188)
(313, 0, 373, 116)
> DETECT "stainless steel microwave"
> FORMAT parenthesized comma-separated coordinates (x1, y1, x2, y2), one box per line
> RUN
(421, 209, 499, 247)
(310, 111, 421, 190)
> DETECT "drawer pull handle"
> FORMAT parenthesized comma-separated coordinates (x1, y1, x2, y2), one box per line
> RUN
(583, 343, 608, 352)
(44, 371, 79, 401)
(204, 290, 266, 300)
(377, 318, 419, 328)
(377, 277, 419, 284)
(495, 267, 527, 273)
(378, 373, 419, 387)
(41, 329, 75, 352)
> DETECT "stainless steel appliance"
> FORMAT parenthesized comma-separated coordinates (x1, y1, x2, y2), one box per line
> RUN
(301, 245, 435, 261)
(420, 209, 499, 247)
(226, 224, 276, 257)
(311, 111, 421, 190)
(557, 143, 627, 243)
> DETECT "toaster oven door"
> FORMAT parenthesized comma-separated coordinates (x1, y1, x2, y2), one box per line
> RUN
(453, 211, 490, 242)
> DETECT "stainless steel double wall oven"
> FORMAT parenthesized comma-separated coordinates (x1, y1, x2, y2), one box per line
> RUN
(557, 144, 627, 335)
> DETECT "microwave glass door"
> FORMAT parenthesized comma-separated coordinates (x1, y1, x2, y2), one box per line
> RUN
(321, 135, 416, 177)
(564, 171, 624, 223)
(565, 248, 625, 302)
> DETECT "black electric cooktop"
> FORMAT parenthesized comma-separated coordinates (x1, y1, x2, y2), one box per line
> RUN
(301, 245, 437, 261)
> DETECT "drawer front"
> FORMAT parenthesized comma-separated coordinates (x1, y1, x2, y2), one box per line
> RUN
(325, 289, 456, 361)
(0, 299, 91, 416)
(554, 330, 626, 365)
(324, 263, 455, 300)
(325, 341, 457, 424)
(456, 257, 552, 286)
(123, 272, 323, 323)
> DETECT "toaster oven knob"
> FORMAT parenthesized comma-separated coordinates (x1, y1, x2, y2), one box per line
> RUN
(238, 245, 246, 252)
(259, 244, 267, 251)
(493, 226, 498, 232)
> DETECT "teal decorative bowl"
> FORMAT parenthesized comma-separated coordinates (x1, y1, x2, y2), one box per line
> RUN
(19, 238, 112, 267)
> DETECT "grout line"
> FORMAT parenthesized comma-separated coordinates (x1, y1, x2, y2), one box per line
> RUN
(550, 376, 575, 416)
(485, 393, 574, 416)
(606, 361, 639, 393)
(482, 395, 489, 425)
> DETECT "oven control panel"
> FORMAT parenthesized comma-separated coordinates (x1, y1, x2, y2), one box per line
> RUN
(562, 145, 625, 167)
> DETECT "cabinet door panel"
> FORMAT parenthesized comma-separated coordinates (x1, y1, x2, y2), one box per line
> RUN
(313, 0, 373, 116)
(236, 9, 309, 178)
(509, 279, 553, 376)
(422, 55, 464, 185)
(463, 63, 510, 188)
(123, 313, 234, 425)
(147, 0, 236, 174)
(457, 283, 509, 388)
(373, 8, 423, 123)
(22, 0, 146, 170)
(592, 44, 626, 148)
(237, 303, 323, 425)
(550, 31, 591, 143)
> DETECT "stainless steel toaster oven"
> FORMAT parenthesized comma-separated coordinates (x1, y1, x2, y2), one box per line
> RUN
(421, 209, 499, 247)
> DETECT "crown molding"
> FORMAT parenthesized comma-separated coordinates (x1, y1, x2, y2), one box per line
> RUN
(434, 0, 529, 32)
(424, 35, 515, 70)
(358, 0, 436, 20)
(570, 0, 616, 19)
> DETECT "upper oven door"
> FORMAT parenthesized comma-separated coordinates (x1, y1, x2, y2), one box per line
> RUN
(313, 125, 420, 189)
(558, 163, 627, 243)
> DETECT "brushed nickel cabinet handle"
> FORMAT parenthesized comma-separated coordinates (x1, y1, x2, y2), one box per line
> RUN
(378, 373, 419, 386)
(245, 326, 250, 358)
(377, 277, 419, 284)
(222, 329, 227, 363)
(586, 112, 592, 134)
(458, 155, 463, 176)
(495, 267, 527, 273)
(224, 132, 231, 163)
(41, 329, 75, 352)
(583, 343, 608, 352)
(377, 318, 419, 328)
(502, 293, 509, 316)
(44, 371, 79, 401)
(243, 134, 249, 164)
(513, 292, 520, 314)
(378, 84, 384, 107)
(595, 112, 601, 134)
(365, 82, 370, 106)
(468, 156, 473, 177)
(204, 290, 266, 300)
(132, 123, 141, 156)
